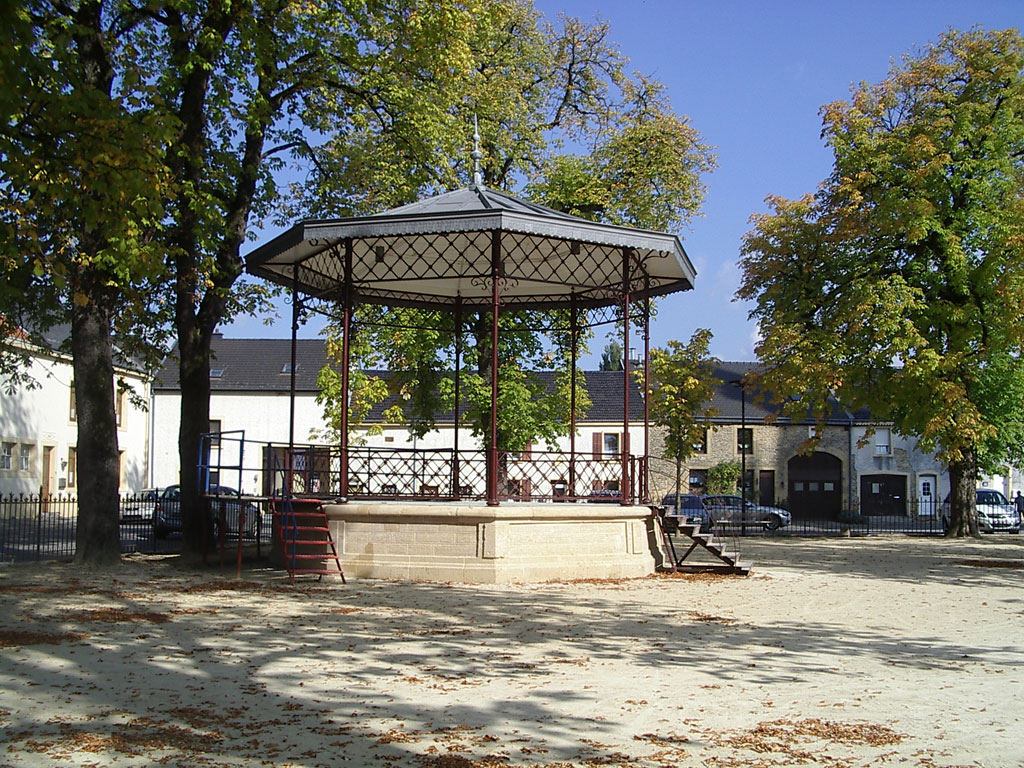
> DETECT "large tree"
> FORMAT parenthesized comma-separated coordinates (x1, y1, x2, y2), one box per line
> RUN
(738, 28, 1024, 536)
(0, 1, 174, 564)
(310, 18, 715, 453)
(120, 0, 515, 553)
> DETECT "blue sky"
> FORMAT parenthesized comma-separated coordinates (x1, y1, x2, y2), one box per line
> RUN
(225, 0, 1022, 364)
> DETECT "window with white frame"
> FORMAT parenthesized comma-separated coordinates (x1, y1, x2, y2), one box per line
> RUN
(603, 432, 620, 457)
(18, 444, 31, 472)
(874, 428, 891, 455)
(1, 442, 13, 470)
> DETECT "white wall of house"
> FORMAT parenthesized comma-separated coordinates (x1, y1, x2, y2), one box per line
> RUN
(151, 390, 325, 492)
(850, 425, 949, 509)
(0, 346, 149, 496)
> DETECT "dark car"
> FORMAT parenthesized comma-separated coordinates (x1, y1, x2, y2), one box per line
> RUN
(153, 484, 260, 539)
(661, 493, 714, 532)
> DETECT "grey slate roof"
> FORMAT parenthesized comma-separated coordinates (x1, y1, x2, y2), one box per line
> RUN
(244, 183, 696, 311)
(154, 337, 329, 391)
(708, 361, 872, 425)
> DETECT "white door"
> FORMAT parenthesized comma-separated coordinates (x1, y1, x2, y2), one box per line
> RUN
(917, 474, 937, 516)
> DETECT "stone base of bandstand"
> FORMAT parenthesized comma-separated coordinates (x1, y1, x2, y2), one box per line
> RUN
(322, 502, 656, 583)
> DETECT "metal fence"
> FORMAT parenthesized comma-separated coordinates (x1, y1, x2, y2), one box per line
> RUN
(203, 433, 649, 504)
(0, 492, 276, 564)
(3, 490, 1016, 565)
(696, 497, 1020, 537)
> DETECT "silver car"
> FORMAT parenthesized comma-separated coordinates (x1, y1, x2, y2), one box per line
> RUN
(703, 494, 792, 531)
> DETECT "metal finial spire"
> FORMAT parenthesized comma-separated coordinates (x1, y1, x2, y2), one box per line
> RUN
(471, 114, 484, 188)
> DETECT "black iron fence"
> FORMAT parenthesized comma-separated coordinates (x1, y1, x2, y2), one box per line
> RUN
(206, 434, 649, 504)
(4, 489, 1017, 564)
(0, 492, 277, 563)
(694, 497, 1020, 536)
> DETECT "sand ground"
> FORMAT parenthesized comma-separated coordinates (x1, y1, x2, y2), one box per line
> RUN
(0, 535, 1022, 767)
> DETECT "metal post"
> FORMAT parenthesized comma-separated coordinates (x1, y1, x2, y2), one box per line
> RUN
(288, 268, 299, 497)
(340, 239, 353, 501)
(644, 276, 651, 503)
(621, 247, 631, 506)
(569, 293, 578, 500)
(740, 381, 747, 535)
(453, 295, 462, 499)
(487, 231, 501, 506)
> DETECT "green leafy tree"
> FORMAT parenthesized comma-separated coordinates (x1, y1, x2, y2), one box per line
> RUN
(738, 28, 1024, 537)
(645, 329, 721, 509)
(312, 11, 715, 454)
(705, 461, 741, 496)
(118, 0, 514, 552)
(0, 1, 175, 564)
(599, 342, 624, 372)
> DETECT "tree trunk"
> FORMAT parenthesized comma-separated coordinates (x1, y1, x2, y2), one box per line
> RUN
(946, 452, 980, 538)
(71, 277, 121, 566)
(177, 323, 213, 555)
(69, 0, 120, 567)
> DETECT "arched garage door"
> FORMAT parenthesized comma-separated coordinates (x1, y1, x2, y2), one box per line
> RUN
(787, 452, 842, 519)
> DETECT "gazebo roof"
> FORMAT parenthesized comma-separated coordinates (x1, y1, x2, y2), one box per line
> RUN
(246, 184, 696, 311)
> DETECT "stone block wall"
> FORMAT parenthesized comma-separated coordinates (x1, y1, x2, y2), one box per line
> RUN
(648, 422, 852, 507)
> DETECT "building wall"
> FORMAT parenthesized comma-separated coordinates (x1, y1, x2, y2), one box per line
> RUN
(0, 347, 149, 496)
(849, 425, 949, 507)
(151, 390, 326, 492)
(649, 421, 948, 512)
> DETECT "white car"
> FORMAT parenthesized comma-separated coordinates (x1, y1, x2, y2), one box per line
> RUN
(973, 489, 1021, 533)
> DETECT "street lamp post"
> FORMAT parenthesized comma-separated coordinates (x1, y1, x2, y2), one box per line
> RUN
(731, 378, 748, 536)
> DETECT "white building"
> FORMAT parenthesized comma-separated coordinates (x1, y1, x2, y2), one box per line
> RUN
(151, 335, 645, 498)
(0, 326, 150, 496)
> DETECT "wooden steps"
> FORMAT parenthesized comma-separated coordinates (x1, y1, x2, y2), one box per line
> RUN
(657, 517, 751, 576)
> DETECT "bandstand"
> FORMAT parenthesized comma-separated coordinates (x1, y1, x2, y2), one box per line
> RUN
(243, 164, 696, 582)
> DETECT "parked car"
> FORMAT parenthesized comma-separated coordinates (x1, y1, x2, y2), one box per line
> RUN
(153, 484, 260, 539)
(661, 493, 714, 532)
(941, 489, 1021, 534)
(120, 488, 160, 522)
(703, 494, 792, 531)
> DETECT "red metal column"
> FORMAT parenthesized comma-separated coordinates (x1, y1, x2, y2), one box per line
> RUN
(339, 239, 353, 501)
(569, 293, 578, 500)
(621, 247, 631, 506)
(453, 295, 462, 499)
(487, 231, 501, 506)
(288, 268, 299, 495)
(644, 275, 651, 503)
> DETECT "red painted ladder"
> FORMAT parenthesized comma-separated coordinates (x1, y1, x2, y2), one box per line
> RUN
(278, 498, 345, 584)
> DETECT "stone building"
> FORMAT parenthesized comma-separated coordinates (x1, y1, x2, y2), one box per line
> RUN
(648, 362, 949, 519)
